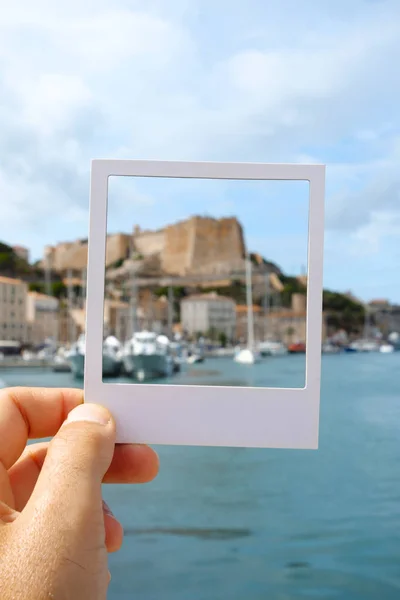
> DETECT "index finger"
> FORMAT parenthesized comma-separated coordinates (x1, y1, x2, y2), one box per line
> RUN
(0, 387, 83, 469)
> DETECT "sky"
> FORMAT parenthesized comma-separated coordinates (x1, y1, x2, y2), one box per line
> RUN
(108, 176, 310, 276)
(0, 0, 399, 302)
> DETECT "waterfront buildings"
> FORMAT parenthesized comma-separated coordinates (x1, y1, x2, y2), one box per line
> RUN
(26, 291, 59, 345)
(0, 276, 28, 342)
(181, 292, 236, 339)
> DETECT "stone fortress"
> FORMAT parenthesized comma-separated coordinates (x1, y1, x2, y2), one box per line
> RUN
(43, 215, 250, 278)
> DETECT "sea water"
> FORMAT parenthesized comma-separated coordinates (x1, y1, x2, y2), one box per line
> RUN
(2, 352, 400, 599)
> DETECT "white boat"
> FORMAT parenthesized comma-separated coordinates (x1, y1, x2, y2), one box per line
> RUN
(349, 339, 379, 352)
(234, 257, 261, 365)
(52, 347, 72, 372)
(322, 342, 341, 354)
(187, 353, 205, 364)
(102, 335, 124, 376)
(388, 332, 400, 350)
(380, 343, 394, 353)
(123, 331, 174, 382)
(234, 347, 260, 364)
(259, 340, 288, 356)
(67, 334, 123, 378)
(0, 378, 6, 388)
(66, 335, 85, 377)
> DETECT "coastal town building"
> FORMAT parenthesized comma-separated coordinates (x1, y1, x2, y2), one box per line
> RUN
(235, 294, 327, 345)
(181, 292, 236, 339)
(0, 276, 28, 342)
(26, 292, 59, 345)
(368, 299, 400, 336)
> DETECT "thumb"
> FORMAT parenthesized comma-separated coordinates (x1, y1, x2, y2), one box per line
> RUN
(25, 403, 115, 521)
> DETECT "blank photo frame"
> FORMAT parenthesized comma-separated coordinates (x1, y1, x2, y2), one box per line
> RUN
(84, 160, 325, 448)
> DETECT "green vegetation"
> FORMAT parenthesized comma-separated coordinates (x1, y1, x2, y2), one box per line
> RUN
(323, 290, 365, 333)
(28, 281, 67, 298)
(109, 258, 125, 269)
(279, 275, 306, 308)
(0, 242, 31, 275)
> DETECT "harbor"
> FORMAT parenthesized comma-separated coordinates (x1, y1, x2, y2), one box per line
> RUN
(1, 350, 399, 599)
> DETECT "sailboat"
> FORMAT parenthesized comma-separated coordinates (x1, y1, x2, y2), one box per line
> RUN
(234, 257, 261, 364)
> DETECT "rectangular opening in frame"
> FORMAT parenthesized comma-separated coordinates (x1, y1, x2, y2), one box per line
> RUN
(101, 176, 310, 389)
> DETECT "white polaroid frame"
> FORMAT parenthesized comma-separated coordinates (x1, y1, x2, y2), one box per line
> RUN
(84, 160, 325, 448)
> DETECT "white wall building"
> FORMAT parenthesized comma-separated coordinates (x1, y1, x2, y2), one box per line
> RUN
(0, 276, 28, 342)
(181, 292, 236, 339)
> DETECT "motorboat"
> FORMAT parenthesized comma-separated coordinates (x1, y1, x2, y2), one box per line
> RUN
(348, 339, 379, 352)
(123, 331, 174, 382)
(102, 335, 124, 376)
(67, 334, 123, 378)
(66, 335, 85, 377)
(380, 343, 394, 353)
(321, 342, 341, 354)
(187, 353, 205, 364)
(388, 332, 400, 350)
(288, 342, 306, 354)
(258, 340, 288, 356)
(52, 347, 72, 372)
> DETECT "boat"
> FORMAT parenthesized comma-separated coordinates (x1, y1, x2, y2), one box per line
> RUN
(322, 342, 341, 354)
(187, 353, 205, 364)
(288, 342, 306, 354)
(0, 378, 6, 388)
(123, 331, 174, 382)
(67, 334, 123, 378)
(169, 341, 187, 372)
(67, 335, 85, 377)
(234, 257, 261, 365)
(52, 347, 72, 372)
(102, 335, 124, 376)
(258, 340, 288, 356)
(380, 343, 394, 353)
(347, 339, 379, 352)
(388, 332, 400, 350)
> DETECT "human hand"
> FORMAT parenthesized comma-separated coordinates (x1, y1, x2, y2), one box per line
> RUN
(0, 387, 159, 600)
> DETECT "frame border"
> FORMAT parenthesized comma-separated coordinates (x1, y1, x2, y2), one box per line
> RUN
(84, 160, 325, 448)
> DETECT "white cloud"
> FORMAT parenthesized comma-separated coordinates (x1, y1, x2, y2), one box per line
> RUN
(0, 0, 399, 300)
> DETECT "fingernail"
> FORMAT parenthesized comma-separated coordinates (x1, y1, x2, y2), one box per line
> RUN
(103, 500, 117, 520)
(65, 403, 111, 426)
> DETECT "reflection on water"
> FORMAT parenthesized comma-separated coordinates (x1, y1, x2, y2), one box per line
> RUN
(104, 354, 307, 389)
(126, 527, 252, 540)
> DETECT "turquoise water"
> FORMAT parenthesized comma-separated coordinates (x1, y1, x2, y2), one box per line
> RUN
(2, 352, 400, 599)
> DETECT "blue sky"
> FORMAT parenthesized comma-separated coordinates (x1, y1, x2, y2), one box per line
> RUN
(0, 0, 399, 302)
(108, 177, 310, 275)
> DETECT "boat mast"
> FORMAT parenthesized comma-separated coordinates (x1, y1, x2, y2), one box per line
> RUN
(130, 241, 138, 336)
(67, 268, 75, 344)
(263, 269, 270, 341)
(45, 249, 58, 346)
(167, 286, 174, 338)
(245, 257, 255, 349)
